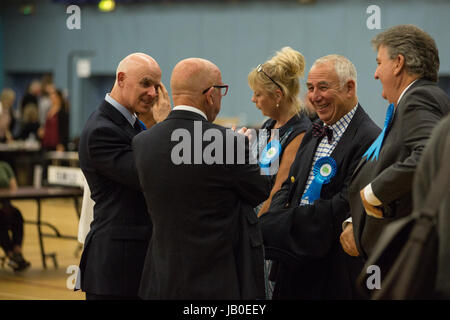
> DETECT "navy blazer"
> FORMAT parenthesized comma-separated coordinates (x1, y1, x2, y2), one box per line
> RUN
(260, 104, 380, 299)
(78, 100, 152, 296)
(133, 109, 271, 299)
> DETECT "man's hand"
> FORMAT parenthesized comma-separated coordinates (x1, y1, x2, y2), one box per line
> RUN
(360, 189, 383, 218)
(232, 126, 253, 141)
(340, 223, 359, 257)
(153, 83, 171, 123)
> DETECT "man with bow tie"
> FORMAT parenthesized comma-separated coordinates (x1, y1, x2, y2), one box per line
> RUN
(342, 25, 450, 268)
(259, 54, 380, 299)
(77, 53, 171, 300)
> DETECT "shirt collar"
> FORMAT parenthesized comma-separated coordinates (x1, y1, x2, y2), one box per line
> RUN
(105, 93, 137, 127)
(173, 105, 208, 120)
(396, 79, 418, 106)
(326, 103, 358, 138)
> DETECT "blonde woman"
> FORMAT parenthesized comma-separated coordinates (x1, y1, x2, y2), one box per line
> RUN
(248, 47, 311, 217)
(0, 88, 17, 143)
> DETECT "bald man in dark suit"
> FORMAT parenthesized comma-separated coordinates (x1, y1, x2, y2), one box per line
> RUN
(77, 53, 170, 300)
(134, 58, 270, 299)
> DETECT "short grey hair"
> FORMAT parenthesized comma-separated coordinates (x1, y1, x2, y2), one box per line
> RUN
(312, 54, 357, 91)
(371, 24, 440, 82)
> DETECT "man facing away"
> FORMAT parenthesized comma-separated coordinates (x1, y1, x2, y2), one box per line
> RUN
(133, 58, 271, 299)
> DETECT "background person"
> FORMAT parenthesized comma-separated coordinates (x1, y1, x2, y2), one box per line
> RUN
(16, 103, 40, 141)
(38, 88, 69, 151)
(0, 161, 31, 272)
(20, 80, 41, 118)
(0, 88, 17, 143)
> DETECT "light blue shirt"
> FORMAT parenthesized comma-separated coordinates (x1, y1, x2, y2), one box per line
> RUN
(105, 93, 137, 128)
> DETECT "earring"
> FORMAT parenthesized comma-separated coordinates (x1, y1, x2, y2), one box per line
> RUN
(276, 103, 279, 108)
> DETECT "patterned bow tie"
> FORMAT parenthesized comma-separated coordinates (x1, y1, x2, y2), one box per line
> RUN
(312, 122, 333, 144)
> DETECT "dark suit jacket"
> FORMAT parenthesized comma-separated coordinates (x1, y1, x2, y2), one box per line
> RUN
(260, 104, 380, 299)
(349, 79, 450, 259)
(133, 109, 271, 299)
(78, 100, 151, 296)
(413, 114, 450, 298)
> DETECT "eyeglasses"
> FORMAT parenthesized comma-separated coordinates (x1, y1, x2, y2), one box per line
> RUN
(256, 64, 283, 92)
(202, 85, 229, 96)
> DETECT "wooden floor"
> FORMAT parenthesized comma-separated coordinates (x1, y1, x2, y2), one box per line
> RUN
(0, 198, 86, 300)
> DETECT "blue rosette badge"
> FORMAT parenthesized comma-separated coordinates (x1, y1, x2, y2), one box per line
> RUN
(259, 140, 281, 175)
(302, 156, 337, 203)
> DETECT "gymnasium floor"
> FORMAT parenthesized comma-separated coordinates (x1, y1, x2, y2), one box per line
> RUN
(0, 198, 85, 300)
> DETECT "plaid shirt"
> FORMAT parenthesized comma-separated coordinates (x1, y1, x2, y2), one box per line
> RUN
(300, 104, 358, 205)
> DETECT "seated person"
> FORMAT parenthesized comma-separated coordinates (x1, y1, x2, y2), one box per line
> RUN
(0, 161, 31, 272)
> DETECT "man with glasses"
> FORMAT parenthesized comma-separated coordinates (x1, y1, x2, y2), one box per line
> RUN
(133, 57, 271, 299)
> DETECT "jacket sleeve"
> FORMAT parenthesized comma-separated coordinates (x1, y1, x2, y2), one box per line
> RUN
(86, 125, 141, 191)
(260, 178, 351, 265)
(230, 134, 271, 207)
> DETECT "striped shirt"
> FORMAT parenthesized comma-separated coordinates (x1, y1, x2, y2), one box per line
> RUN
(300, 104, 358, 206)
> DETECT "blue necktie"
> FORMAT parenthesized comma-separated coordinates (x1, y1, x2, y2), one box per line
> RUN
(133, 119, 147, 132)
(363, 103, 394, 162)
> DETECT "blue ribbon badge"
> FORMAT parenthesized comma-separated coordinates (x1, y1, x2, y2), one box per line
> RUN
(363, 103, 394, 162)
(259, 140, 281, 175)
(302, 156, 337, 203)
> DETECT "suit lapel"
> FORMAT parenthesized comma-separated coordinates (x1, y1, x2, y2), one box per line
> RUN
(99, 101, 136, 138)
(330, 104, 364, 168)
(288, 131, 321, 204)
(349, 106, 376, 182)
(350, 81, 425, 181)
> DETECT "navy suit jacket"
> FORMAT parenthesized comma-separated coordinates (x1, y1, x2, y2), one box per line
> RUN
(133, 110, 271, 299)
(78, 100, 152, 296)
(260, 105, 380, 299)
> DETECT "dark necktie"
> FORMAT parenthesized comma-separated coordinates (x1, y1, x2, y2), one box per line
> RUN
(312, 122, 333, 144)
(133, 120, 143, 133)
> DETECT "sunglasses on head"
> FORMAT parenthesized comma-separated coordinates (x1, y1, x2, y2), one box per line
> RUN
(257, 64, 283, 92)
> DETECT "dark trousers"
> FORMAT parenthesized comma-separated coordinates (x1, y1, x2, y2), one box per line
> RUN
(0, 201, 24, 254)
(86, 293, 140, 300)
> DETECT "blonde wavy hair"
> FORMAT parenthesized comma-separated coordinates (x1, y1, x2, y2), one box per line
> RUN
(248, 46, 306, 113)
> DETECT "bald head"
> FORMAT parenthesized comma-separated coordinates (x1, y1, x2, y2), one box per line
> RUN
(171, 58, 221, 97)
(111, 52, 162, 114)
(170, 58, 223, 122)
(116, 53, 160, 79)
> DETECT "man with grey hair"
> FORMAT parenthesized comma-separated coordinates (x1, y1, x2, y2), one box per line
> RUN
(260, 54, 380, 299)
(341, 25, 450, 267)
